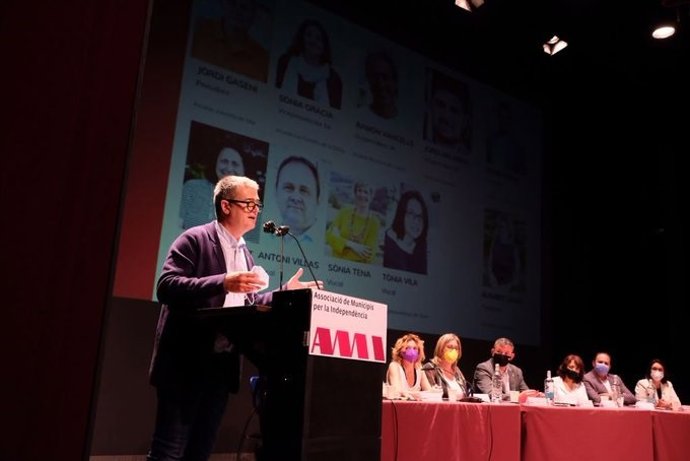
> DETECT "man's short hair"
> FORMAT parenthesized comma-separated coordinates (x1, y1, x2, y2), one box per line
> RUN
(213, 175, 259, 219)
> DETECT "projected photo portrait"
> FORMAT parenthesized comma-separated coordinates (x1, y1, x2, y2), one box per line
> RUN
(190, 0, 272, 82)
(275, 18, 343, 109)
(482, 210, 525, 292)
(325, 172, 388, 265)
(486, 100, 526, 174)
(357, 50, 399, 120)
(273, 155, 322, 243)
(383, 186, 429, 275)
(180, 121, 268, 241)
(423, 68, 473, 153)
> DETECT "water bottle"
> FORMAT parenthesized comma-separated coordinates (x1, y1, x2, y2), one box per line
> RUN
(612, 376, 623, 407)
(544, 370, 554, 405)
(491, 363, 502, 403)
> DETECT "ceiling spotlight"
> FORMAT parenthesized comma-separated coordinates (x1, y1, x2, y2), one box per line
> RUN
(652, 0, 688, 39)
(652, 24, 676, 39)
(543, 35, 568, 55)
(454, 0, 485, 12)
(652, 8, 679, 39)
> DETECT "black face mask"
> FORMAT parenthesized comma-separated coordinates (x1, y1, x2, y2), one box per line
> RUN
(564, 368, 582, 382)
(492, 354, 510, 366)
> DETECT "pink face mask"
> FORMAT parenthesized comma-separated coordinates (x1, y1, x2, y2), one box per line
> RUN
(401, 348, 419, 362)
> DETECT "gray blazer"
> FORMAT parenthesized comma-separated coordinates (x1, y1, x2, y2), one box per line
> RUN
(473, 358, 530, 395)
(582, 370, 636, 405)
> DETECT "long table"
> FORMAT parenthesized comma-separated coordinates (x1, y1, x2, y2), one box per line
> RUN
(381, 400, 521, 461)
(521, 404, 653, 461)
(652, 409, 690, 461)
(381, 400, 690, 461)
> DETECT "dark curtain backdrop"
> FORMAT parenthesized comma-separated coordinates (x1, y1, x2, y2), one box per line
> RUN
(0, 1, 149, 459)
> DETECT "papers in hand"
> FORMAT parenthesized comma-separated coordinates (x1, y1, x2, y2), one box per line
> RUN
(250, 265, 270, 292)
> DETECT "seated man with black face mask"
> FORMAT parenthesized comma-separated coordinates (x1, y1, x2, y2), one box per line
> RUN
(473, 337, 530, 399)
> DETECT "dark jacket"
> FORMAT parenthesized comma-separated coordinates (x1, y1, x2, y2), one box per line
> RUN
(149, 221, 272, 394)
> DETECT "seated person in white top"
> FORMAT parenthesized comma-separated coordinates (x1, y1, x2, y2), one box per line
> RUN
(634, 358, 682, 410)
(553, 354, 591, 406)
(582, 352, 636, 406)
(386, 333, 432, 398)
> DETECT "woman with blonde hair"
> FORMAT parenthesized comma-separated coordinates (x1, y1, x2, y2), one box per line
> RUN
(386, 333, 432, 398)
(422, 333, 468, 399)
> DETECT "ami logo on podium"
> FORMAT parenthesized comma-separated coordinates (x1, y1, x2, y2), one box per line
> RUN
(309, 290, 388, 363)
(310, 328, 385, 362)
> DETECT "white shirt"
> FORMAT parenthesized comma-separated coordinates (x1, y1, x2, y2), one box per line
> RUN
(215, 221, 248, 307)
(553, 376, 591, 406)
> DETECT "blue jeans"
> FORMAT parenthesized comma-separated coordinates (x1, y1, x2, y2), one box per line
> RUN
(146, 382, 230, 461)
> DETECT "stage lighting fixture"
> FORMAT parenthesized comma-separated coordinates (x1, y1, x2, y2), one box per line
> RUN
(652, 6, 678, 38)
(652, 0, 690, 39)
(454, 0, 485, 13)
(542, 35, 568, 55)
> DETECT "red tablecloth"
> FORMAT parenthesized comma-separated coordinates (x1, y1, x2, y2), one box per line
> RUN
(382, 401, 690, 461)
(652, 409, 690, 461)
(521, 405, 654, 461)
(380, 400, 521, 461)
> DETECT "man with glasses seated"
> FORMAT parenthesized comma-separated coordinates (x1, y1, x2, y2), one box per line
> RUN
(146, 175, 322, 461)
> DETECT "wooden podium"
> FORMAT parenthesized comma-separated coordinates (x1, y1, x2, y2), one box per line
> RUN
(196, 288, 385, 461)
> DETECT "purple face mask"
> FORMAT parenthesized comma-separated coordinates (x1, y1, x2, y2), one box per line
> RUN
(401, 348, 419, 362)
(594, 363, 609, 376)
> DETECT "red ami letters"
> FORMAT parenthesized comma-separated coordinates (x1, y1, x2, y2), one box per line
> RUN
(310, 328, 385, 362)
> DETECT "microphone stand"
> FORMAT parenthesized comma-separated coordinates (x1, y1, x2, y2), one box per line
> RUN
(285, 231, 320, 289)
(262, 220, 320, 290)
(279, 232, 285, 290)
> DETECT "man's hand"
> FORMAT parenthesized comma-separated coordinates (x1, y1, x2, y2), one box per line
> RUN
(224, 271, 265, 293)
(285, 267, 324, 290)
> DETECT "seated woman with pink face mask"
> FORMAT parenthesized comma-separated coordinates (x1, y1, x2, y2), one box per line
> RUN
(386, 333, 432, 399)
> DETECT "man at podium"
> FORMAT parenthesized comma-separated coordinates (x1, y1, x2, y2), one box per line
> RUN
(145, 175, 321, 461)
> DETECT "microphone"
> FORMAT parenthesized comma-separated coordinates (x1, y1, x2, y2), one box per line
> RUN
(420, 362, 451, 400)
(262, 220, 277, 234)
(262, 220, 290, 236)
(263, 220, 286, 289)
(262, 220, 320, 290)
(465, 380, 475, 397)
(459, 381, 484, 403)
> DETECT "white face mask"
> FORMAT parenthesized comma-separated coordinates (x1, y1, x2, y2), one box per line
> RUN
(651, 370, 664, 381)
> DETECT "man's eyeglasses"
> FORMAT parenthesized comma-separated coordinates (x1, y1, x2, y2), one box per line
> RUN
(225, 199, 263, 212)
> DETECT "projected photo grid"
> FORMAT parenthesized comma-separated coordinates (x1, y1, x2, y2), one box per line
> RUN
(143, 0, 542, 343)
